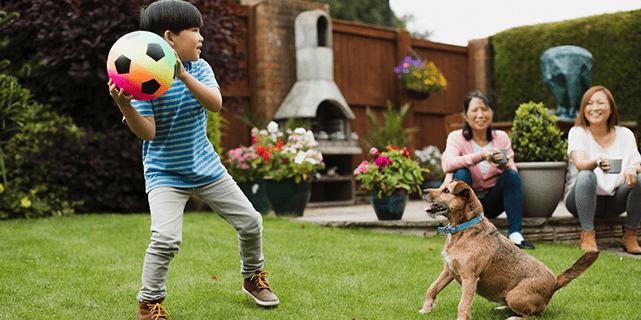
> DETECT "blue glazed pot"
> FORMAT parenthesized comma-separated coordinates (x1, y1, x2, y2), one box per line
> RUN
(265, 178, 312, 216)
(237, 178, 271, 215)
(369, 189, 408, 221)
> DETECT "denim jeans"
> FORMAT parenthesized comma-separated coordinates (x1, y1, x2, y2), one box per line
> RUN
(452, 168, 523, 234)
(137, 172, 264, 302)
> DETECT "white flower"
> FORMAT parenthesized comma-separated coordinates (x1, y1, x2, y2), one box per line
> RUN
(267, 121, 279, 133)
(294, 151, 307, 164)
(293, 127, 306, 134)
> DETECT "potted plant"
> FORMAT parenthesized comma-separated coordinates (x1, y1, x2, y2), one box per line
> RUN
(415, 145, 446, 189)
(362, 101, 416, 152)
(393, 55, 447, 100)
(226, 145, 271, 214)
(510, 101, 568, 218)
(253, 121, 325, 216)
(354, 144, 429, 220)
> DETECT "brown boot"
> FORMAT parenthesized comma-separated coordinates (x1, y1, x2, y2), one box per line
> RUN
(242, 270, 280, 306)
(580, 230, 598, 252)
(622, 228, 641, 255)
(137, 299, 170, 320)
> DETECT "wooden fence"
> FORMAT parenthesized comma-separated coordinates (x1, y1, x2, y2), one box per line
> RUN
(218, 5, 474, 165)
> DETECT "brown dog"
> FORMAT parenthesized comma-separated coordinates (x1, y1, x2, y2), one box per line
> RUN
(420, 180, 599, 320)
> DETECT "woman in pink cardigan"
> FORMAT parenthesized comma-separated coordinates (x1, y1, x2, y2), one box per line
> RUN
(441, 90, 534, 249)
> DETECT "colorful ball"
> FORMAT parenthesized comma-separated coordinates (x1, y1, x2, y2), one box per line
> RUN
(107, 31, 176, 100)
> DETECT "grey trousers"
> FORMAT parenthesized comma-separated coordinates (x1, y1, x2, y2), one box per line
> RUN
(137, 172, 264, 302)
(566, 170, 641, 232)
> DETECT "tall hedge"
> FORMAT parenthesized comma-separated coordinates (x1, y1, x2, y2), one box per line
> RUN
(490, 9, 641, 129)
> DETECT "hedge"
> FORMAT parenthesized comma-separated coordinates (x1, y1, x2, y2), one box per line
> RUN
(490, 9, 641, 130)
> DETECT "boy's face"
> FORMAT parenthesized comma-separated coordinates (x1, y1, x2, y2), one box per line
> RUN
(167, 27, 203, 62)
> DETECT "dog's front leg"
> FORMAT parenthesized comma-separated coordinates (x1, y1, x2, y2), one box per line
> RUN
(419, 263, 453, 314)
(456, 277, 479, 320)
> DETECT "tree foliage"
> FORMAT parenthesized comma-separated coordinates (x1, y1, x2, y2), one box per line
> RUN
(1, 0, 243, 130)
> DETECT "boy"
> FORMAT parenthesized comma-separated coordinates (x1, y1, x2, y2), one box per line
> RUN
(107, 1, 279, 319)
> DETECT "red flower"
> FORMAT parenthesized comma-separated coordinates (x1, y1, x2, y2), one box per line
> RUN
(256, 145, 270, 161)
(388, 144, 399, 151)
(402, 148, 410, 158)
(271, 138, 284, 151)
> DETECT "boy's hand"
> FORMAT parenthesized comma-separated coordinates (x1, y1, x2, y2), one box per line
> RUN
(173, 50, 186, 80)
(108, 79, 133, 107)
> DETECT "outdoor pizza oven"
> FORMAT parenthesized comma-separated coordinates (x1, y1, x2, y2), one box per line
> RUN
(273, 10, 361, 206)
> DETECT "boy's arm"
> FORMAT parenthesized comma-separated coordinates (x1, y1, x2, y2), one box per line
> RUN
(179, 72, 222, 112)
(174, 54, 222, 113)
(108, 80, 156, 140)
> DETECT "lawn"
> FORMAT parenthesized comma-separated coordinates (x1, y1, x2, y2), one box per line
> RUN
(1, 213, 640, 319)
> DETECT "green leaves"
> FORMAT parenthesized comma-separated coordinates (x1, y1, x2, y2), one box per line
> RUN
(510, 101, 568, 162)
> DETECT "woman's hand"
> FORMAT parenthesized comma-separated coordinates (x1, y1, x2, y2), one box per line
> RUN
(624, 167, 637, 187)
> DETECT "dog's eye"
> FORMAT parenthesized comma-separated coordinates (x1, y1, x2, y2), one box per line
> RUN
(443, 188, 450, 194)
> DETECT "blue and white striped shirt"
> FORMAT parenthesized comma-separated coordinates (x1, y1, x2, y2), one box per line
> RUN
(129, 59, 226, 193)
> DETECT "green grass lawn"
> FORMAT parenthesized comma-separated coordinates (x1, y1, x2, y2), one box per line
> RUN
(1, 213, 640, 319)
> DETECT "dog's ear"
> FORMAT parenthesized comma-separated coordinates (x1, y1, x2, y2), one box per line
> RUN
(451, 181, 471, 199)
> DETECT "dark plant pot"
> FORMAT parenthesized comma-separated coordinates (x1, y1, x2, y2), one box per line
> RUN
(369, 188, 408, 221)
(421, 179, 444, 191)
(265, 177, 312, 216)
(408, 90, 430, 100)
(237, 178, 271, 214)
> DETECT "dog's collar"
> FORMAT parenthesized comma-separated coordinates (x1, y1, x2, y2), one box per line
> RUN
(438, 213, 484, 234)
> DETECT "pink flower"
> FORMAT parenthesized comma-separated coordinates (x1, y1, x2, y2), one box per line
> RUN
(354, 161, 369, 174)
(375, 156, 392, 168)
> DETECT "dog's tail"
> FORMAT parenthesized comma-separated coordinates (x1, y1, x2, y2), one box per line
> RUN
(554, 251, 599, 291)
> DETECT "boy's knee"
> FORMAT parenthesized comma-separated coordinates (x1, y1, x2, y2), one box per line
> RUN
(149, 232, 182, 253)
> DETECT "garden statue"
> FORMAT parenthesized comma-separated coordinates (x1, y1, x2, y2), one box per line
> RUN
(540, 45, 592, 120)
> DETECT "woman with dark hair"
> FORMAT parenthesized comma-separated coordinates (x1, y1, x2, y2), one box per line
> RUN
(565, 86, 641, 253)
(441, 90, 533, 249)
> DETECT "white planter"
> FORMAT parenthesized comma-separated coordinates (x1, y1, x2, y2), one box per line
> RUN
(515, 161, 567, 218)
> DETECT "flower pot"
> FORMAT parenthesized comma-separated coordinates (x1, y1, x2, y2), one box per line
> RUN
(369, 189, 408, 220)
(237, 178, 270, 214)
(516, 161, 567, 218)
(265, 177, 312, 216)
(421, 179, 444, 191)
(408, 90, 430, 100)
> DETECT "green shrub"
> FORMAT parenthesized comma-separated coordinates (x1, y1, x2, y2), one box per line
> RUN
(0, 74, 81, 219)
(362, 101, 417, 151)
(491, 9, 641, 132)
(510, 101, 567, 162)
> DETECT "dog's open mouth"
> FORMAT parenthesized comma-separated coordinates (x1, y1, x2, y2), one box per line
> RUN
(424, 203, 448, 215)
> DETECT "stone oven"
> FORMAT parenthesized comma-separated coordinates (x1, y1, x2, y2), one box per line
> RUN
(273, 10, 361, 206)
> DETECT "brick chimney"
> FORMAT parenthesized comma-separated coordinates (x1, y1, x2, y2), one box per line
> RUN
(240, 0, 329, 119)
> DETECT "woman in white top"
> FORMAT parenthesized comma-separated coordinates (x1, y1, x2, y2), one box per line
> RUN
(565, 86, 641, 254)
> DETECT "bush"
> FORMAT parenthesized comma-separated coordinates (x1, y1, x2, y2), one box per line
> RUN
(491, 9, 641, 132)
(1, 0, 244, 131)
(0, 75, 82, 218)
(510, 101, 567, 162)
(362, 101, 417, 151)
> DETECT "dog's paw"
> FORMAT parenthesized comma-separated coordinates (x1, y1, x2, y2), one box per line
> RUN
(418, 302, 434, 314)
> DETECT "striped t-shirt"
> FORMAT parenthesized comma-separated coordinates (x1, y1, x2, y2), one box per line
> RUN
(128, 59, 226, 193)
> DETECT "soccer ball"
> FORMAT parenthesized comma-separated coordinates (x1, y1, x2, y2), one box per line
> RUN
(107, 31, 177, 100)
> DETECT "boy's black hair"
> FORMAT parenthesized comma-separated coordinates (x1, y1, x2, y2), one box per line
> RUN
(140, 0, 203, 37)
